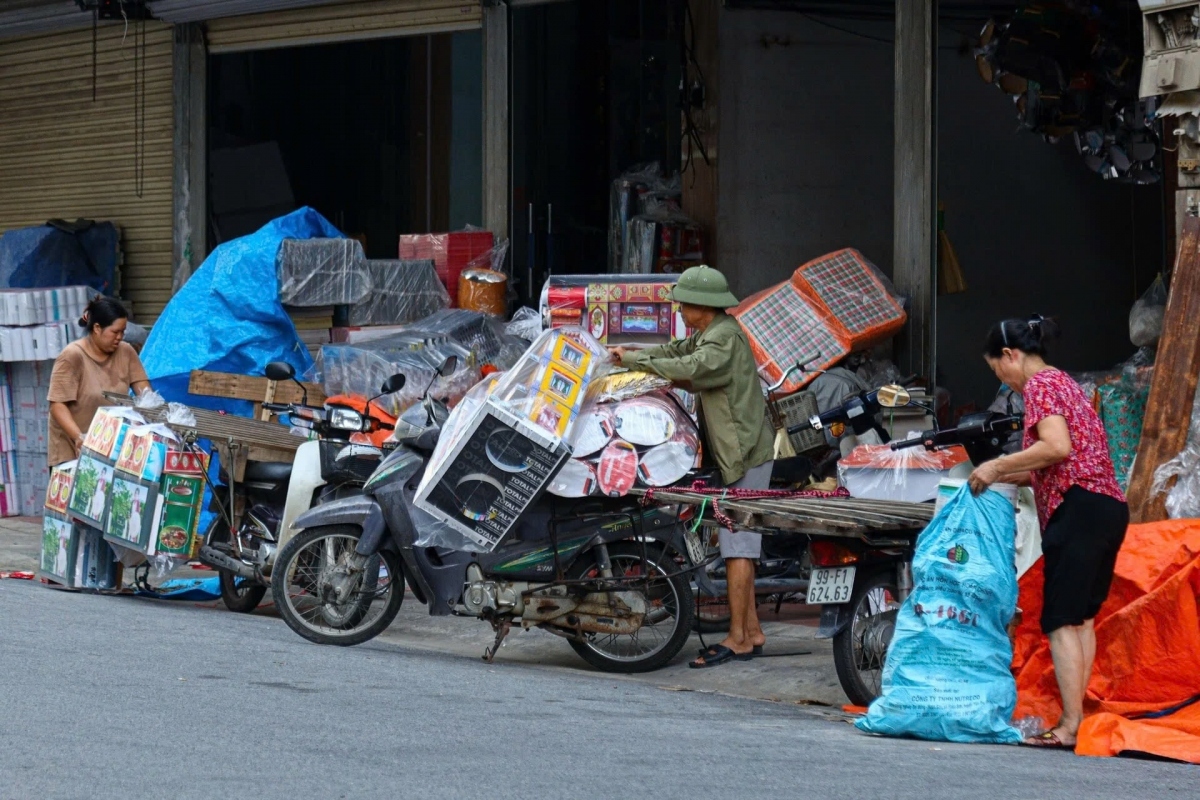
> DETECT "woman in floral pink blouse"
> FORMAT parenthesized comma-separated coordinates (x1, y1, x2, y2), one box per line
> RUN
(968, 316, 1128, 749)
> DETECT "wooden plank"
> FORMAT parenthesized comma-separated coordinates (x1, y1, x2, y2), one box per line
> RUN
(1127, 215, 1200, 522)
(189, 370, 327, 406)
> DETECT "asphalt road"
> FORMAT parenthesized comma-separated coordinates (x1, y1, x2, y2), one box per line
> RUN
(0, 581, 1194, 800)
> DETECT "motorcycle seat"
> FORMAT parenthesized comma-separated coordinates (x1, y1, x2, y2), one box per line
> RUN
(242, 461, 293, 484)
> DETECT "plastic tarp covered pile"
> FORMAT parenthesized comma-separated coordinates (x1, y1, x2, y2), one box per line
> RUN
(857, 485, 1023, 744)
(1013, 519, 1200, 763)
(348, 259, 448, 326)
(0, 221, 120, 293)
(141, 207, 342, 414)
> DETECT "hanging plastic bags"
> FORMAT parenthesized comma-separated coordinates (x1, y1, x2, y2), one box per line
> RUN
(856, 484, 1022, 744)
(1129, 274, 1167, 348)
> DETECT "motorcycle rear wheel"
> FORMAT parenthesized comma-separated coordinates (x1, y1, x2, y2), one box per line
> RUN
(832, 568, 900, 706)
(566, 543, 694, 673)
(205, 518, 267, 613)
(271, 524, 404, 647)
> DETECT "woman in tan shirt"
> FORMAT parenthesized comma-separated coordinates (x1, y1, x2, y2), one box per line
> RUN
(47, 297, 151, 466)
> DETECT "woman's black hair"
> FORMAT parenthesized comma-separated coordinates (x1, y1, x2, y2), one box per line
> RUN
(983, 315, 1060, 358)
(78, 296, 128, 332)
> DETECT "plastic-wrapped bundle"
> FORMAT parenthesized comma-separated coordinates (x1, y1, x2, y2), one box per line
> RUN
(276, 238, 370, 306)
(1152, 389, 1200, 519)
(538, 274, 686, 344)
(408, 309, 522, 370)
(734, 280, 850, 394)
(789, 249, 906, 351)
(838, 444, 970, 503)
(505, 307, 543, 342)
(318, 341, 442, 417)
(348, 259, 448, 326)
(413, 329, 611, 551)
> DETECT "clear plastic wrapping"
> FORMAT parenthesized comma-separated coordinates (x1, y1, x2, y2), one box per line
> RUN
(413, 329, 611, 551)
(399, 230, 495, 306)
(348, 259, 449, 326)
(838, 444, 971, 503)
(1129, 274, 1167, 348)
(276, 238, 370, 306)
(505, 306, 543, 342)
(620, 201, 705, 276)
(1152, 388, 1200, 519)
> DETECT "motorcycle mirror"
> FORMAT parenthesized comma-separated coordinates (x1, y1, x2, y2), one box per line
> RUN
(877, 384, 911, 409)
(265, 362, 295, 381)
(439, 355, 458, 377)
(380, 373, 406, 395)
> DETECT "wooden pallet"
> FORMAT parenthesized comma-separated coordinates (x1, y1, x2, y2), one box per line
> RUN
(188, 369, 327, 421)
(632, 487, 934, 540)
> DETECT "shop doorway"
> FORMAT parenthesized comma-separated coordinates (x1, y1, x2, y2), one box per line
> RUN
(510, 0, 683, 302)
(206, 31, 483, 259)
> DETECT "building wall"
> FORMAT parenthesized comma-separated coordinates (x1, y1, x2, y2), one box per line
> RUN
(717, 11, 1164, 408)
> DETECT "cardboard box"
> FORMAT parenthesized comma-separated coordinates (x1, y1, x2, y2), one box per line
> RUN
(39, 513, 78, 585)
(67, 453, 115, 529)
(82, 408, 139, 461)
(157, 474, 204, 558)
(115, 427, 169, 483)
(103, 476, 163, 554)
(414, 402, 569, 551)
(74, 525, 119, 591)
(164, 448, 209, 476)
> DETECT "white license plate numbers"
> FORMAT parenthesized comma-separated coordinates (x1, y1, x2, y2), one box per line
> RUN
(807, 567, 856, 604)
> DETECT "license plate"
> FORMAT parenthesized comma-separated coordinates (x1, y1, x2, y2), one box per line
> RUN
(806, 566, 856, 604)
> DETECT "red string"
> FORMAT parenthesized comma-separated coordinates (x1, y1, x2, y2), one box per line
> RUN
(642, 481, 850, 531)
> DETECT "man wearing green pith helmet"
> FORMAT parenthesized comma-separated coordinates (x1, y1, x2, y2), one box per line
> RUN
(608, 265, 775, 668)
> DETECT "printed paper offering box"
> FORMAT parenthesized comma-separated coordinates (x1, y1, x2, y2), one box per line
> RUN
(44, 461, 74, 515)
(67, 453, 115, 529)
(74, 526, 119, 591)
(164, 448, 209, 476)
(157, 474, 204, 558)
(82, 407, 143, 461)
(103, 476, 163, 555)
(39, 513, 78, 585)
(539, 275, 688, 345)
(115, 426, 171, 483)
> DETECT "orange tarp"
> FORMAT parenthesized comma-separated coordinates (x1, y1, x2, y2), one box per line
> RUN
(1012, 519, 1200, 762)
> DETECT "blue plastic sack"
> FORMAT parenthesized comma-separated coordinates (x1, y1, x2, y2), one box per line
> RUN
(135, 576, 221, 601)
(856, 485, 1022, 744)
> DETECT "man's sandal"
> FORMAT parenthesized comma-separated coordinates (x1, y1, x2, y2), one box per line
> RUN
(697, 644, 763, 656)
(689, 644, 754, 668)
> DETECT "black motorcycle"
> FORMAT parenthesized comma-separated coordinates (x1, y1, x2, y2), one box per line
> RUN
(268, 358, 696, 674)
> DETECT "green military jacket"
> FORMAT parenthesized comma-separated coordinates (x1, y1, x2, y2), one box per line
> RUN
(622, 313, 774, 485)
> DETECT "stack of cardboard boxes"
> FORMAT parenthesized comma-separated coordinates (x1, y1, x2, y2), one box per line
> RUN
(38, 406, 210, 587)
(0, 361, 54, 515)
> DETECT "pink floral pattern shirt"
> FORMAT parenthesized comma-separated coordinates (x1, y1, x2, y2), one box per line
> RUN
(1022, 369, 1125, 529)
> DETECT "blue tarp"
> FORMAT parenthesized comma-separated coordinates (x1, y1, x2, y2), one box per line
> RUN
(0, 221, 120, 291)
(135, 576, 221, 601)
(856, 485, 1023, 744)
(141, 207, 343, 414)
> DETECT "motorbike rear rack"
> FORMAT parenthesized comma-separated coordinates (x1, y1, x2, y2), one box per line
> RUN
(629, 487, 934, 542)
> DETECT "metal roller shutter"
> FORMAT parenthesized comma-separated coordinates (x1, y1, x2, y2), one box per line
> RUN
(0, 23, 174, 322)
(205, 0, 481, 53)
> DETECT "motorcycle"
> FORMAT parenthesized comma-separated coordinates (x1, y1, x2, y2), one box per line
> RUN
(797, 391, 1024, 705)
(197, 362, 403, 613)
(269, 357, 697, 673)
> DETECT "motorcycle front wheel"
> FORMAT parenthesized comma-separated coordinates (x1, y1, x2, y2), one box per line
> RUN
(270, 524, 404, 647)
(566, 543, 694, 673)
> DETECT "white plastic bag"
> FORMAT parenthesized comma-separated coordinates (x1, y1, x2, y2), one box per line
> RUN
(1129, 274, 1167, 348)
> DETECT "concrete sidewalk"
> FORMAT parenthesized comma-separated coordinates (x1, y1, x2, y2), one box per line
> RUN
(2, 518, 852, 708)
(0, 516, 41, 573)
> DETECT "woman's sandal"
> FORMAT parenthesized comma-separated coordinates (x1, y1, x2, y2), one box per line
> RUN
(1022, 730, 1074, 749)
(689, 644, 754, 668)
